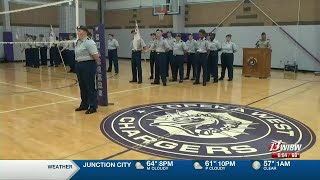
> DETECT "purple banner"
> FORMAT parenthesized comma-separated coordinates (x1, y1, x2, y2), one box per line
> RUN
(3, 32, 14, 61)
(93, 24, 108, 106)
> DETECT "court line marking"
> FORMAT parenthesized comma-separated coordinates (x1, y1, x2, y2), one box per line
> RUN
(0, 99, 77, 114)
(109, 85, 159, 95)
(0, 81, 79, 100)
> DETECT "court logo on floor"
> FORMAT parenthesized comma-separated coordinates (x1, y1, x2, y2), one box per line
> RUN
(101, 102, 316, 159)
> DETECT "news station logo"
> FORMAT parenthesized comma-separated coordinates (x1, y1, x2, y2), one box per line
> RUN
(269, 140, 302, 158)
(101, 102, 316, 160)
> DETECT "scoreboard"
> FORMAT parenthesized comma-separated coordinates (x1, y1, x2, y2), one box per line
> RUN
(0, 160, 319, 179)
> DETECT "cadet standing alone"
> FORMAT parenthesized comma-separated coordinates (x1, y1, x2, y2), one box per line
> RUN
(107, 34, 120, 74)
(219, 34, 237, 81)
(149, 29, 169, 86)
(172, 33, 188, 83)
(75, 26, 100, 114)
(130, 29, 146, 84)
(207, 33, 221, 83)
(256, 32, 271, 49)
(149, 33, 156, 80)
(194, 29, 209, 86)
(185, 33, 197, 80)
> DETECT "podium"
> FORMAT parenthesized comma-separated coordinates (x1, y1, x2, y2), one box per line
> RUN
(242, 48, 271, 78)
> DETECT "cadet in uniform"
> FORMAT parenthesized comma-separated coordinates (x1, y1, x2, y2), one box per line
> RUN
(194, 29, 209, 86)
(130, 29, 146, 84)
(49, 35, 59, 67)
(185, 33, 197, 80)
(149, 33, 156, 79)
(75, 26, 100, 114)
(107, 34, 120, 74)
(256, 32, 271, 49)
(39, 34, 48, 66)
(172, 33, 188, 83)
(23, 34, 32, 67)
(166, 31, 175, 78)
(149, 29, 169, 86)
(207, 33, 221, 83)
(219, 34, 237, 81)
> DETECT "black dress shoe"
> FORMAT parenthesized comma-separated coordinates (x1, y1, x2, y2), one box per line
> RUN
(203, 83, 207, 86)
(179, 80, 183, 83)
(138, 81, 142, 84)
(219, 77, 224, 81)
(129, 80, 137, 83)
(193, 82, 200, 85)
(75, 107, 88, 111)
(228, 79, 233, 81)
(151, 82, 160, 85)
(184, 76, 189, 80)
(191, 77, 195, 80)
(213, 80, 218, 83)
(149, 76, 153, 80)
(163, 83, 167, 86)
(85, 108, 97, 114)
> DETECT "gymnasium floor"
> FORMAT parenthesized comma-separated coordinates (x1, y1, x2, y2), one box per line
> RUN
(0, 60, 319, 160)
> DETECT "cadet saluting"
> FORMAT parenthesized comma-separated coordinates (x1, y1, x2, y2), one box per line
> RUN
(130, 29, 146, 84)
(107, 34, 120, 74)
(256, 32, 271, 49)
(75, 26, 100, 114)
(172, 33, 188, 83)
(149, 29, 169, 86)
(185, 33, 197, 80)
(207, 33, 221, 83)
(194, 29, 209, 86)
(219, 34, 237, 81)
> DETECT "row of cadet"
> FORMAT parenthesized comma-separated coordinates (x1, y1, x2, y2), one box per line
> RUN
(108, 29, 271, 86)
(22, 33, 77, 73)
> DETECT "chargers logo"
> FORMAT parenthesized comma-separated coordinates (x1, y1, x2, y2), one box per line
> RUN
(101, 102, 316, 160)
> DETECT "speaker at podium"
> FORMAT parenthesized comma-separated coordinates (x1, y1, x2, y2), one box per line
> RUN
(242, 48, 272, 78)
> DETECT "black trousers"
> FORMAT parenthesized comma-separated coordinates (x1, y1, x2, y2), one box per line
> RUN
(195, 53, 208, 83)
(154, 52, 167, 84)
(108, 49, 119, 73)
(40, 47, 47, 65)
(31, 48, 40, 67)
(166, 50, 174, 77)
(131, 51, 142, 82)
(186, 53, 196, 78)
(25, 48, 31, 67)
(150, 51, 156, 77)
(220, 53, 234, 80)
(67, 50, 75, 72)
(207, 50, 219, 81)
(172, 55, 184, 81)
(76, 60, 97, 110)
(50, 47, 59, 65)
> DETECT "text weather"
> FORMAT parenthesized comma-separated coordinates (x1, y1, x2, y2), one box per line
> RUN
(145, 160, 174, 171)
(204, 160, 236, 171)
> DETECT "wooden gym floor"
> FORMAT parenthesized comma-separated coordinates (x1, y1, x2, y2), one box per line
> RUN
(0, 60, 319, 160)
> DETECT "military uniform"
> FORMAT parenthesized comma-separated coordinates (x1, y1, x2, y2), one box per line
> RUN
(130, 38, 146, 83)
(49, 36, 59, 67)
(24, 36, 32, 67)
(172, 39, 188, 82)
(220, 41, 237, 81)
(67, 38, 76, 73)
(107, 37, 120, 73)
(150, 37, 169, 86)
(194, 37, 209, 86)
(207, 39, 221, 82)
(256, 39, 271, 48)
(149, 37, 156, 79)
(185, 37, 197, 80)
(75, 37, 99, 112)
(166, 36, 176, 77)
(31, 36, 40, 68)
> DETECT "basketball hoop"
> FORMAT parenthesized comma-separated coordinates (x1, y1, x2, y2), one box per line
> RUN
(158, 10, 167, 21)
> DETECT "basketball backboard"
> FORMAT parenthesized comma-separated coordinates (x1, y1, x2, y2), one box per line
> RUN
(153, 0, 180, 16)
